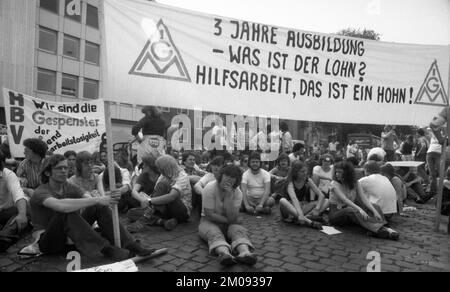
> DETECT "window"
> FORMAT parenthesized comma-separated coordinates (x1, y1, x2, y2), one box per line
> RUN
(37, 69, 56, 93)
(85, 42, 100, 65)
(63, 34, 80, 59)
(64, 0, 81, 22)
(177, 108, 189, 115)
(86, 4, 99, 29)
(40, 0, 59, 14)
(38, 27, 58, 53)
(62, 74, 78, 97)
(157, 106, 170, 112)
(83, 79, 99, 99)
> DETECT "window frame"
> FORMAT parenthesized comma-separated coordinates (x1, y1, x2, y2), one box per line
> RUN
(63, 34, 80, 60)
(38, 26, 58, 54)
(84, 41, 100, 65)
(83, 78, 99, 99)
(61, 74, 79, 98)
(37, 68, 57, 94)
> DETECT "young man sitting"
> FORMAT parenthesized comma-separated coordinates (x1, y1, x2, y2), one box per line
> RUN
(241, 152, 275, 215)
(30, 154, 153, 261)
(0, 150, 29, 252)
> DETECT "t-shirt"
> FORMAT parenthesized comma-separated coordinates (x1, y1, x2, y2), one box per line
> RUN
(202, 181, 242, 217)
(359, 174, 397, 214)
(288, 153, 300, 163)
(157, 170, 192, 213)
(136, 172, 157, 195)
(329, 180, 357, 208)
(30, 182, 84, 231)
(312, 165, 333, 194)
(198, 172, 216, 188)
(0, 168, 27, 211)
(427, 134, 441, 154)
(242, 169, 271, 200)
(329, 142, 339, 152)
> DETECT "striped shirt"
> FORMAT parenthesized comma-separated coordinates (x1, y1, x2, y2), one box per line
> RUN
(16, 159, 44, 189)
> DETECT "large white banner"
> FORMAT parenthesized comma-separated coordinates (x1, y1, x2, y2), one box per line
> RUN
(3, 88, 106, 158)
(103, 0, 450, 126)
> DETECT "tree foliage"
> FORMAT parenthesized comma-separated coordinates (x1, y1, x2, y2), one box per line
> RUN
(336, 28, 381, 41)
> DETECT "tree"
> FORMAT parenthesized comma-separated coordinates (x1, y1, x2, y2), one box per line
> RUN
(336, 28, 381, 41)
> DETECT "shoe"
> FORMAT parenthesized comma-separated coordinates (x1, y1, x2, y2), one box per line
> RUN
(127, 219, 152, 233)
(376, 227, 399, 241)
(0, 235, 18, 252)
(125, 241, 156, 257)
(235, 253, 257, 266)
(163, 218, 178, 231)
(218, 253, 237, 266)
(127, 208, 145, 223)
(295, 219, 323, 230)
(101, 245, 132, 261)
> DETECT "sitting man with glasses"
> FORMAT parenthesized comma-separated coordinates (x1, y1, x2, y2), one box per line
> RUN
(30, 154, 154, 261)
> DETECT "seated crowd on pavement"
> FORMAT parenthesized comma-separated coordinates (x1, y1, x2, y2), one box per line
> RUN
(0, 105, 448, 267)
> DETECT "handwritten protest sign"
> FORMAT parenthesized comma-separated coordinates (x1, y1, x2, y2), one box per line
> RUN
(103, 0, 449, 126)
(2, 88, 105, 158)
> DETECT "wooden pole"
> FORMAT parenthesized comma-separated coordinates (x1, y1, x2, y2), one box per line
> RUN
(434, 138, 447, 232)
(105, 101, 121, 247)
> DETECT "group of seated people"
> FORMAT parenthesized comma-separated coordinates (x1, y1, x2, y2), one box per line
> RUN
(2, 137, 448, 267)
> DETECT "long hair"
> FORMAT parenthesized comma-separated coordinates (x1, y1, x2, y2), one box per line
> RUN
(287, 160, 307, 183)
(276, 153, 290, 168)
(75, 151, 92, 177)
(333, 161, 356, 190)
(217, 165, 242, 189)
(155, 155, 181, 179)
(41, 154, 66, 184)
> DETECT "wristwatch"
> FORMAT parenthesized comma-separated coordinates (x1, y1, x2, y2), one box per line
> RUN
(148, 198, 152, 205)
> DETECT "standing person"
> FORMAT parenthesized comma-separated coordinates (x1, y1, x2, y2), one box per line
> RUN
(346, 140, 358, 159)
(30, 154, 153, 261)
(427, 129, 442, 198)
(414, 129, 429, 185)
(328, 161, 399, 240)
(381, 125, 399, 161)
(199, 165, 257, 266)
(63, 151, 77, 179)
(0, 150, 29, 252)
(241, 152, 275, 215)
(132, 106, 167, 165)
(280, 122, 293, 154)
(278, 161, 326, 229)
(328, 136, 339, 158)
(17, 138, 48, 198)
(400, 135, 415, 161)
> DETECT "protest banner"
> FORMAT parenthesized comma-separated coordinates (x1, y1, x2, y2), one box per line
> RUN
(102, 0, 449, 127)
(2, 88, 106, 158)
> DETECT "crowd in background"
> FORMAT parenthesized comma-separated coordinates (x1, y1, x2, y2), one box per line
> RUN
(0, 106, 449, 266)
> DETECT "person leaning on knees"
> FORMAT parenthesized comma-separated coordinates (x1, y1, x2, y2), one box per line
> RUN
(30, 154, 154, 261)
(328, 161, 399, 240)
(0, 150, 30, 252)
(198, 165, 257, 266)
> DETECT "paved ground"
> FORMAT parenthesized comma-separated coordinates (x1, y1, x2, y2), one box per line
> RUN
(1, 199, 449, 272)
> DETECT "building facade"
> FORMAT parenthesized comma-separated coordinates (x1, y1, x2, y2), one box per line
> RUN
(1, 0, 319, 151)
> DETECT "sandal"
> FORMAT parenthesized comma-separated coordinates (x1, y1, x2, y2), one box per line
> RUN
(235, 253, 257, 266)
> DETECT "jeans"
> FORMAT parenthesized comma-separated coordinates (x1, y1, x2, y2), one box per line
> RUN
(328, 202, 386, 233)
(38, 205, 134, 257)
(427, 152, 441, 195)
(198, 218, 253, 254)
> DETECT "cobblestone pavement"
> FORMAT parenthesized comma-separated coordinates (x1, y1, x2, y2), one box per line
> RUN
(1, 199, 449, 272)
